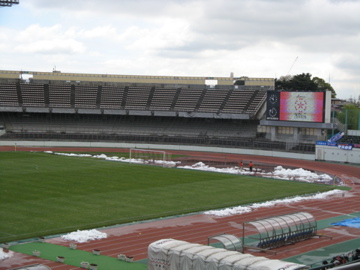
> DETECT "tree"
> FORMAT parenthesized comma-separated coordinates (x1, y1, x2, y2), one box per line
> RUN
(276, 73, 317, 90)
(337, 104, 360, 130)
(275, 73, 337, 98)
(312, 77, 336, 98)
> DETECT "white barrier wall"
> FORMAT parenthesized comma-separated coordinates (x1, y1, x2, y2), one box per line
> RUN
(1, 140, 359, 164)
(316, 145, 360, 164)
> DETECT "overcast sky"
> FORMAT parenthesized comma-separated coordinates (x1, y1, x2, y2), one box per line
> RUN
(0, 0, 359, 100)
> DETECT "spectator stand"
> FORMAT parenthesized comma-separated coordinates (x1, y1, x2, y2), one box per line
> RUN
(207, 233, 242, 251)
(242, 212, 325, 254)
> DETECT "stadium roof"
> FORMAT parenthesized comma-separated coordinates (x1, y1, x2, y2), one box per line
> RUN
(0, 69, 274, 87)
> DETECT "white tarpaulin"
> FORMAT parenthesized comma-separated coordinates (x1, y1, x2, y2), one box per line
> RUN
(247, 259, 310, 270)
(181, 245, 215, 270)
(232, 256, 268, 270)
(148, 239, 189, 270)
(192, 247, 221, 269)
(205, 250, 241, 270)
(147, 239, 309, 270)
(169, 243, 204, 270)
(218, 254, 255, 270)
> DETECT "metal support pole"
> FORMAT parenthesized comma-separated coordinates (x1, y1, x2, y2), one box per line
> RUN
(345, 110, 348, 134)
(331, 110, 335, 137)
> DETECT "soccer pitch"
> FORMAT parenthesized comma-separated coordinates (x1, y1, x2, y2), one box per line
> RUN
(0, 151, 341, 243)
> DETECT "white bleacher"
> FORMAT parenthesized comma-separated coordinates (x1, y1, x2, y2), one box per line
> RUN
(49, 84, 72, 108)
(20, 83, 45, 107)
(0, 83, 18, 106)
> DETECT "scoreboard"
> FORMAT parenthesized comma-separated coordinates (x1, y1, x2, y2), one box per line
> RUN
(266, 91, 325, 123)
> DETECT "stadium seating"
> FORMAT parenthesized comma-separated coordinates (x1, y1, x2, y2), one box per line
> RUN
(198, 89, 228, 113)
(49, 84, 72, 108)
(20, 83, 45, 107)
(125, 86, 151, 110)
(74, 85, 98, 109)
(100, 85, 124, 109)
(0, 83, 19, 107)
(222, 89, 252, 113)
(2, 81, 314, 152)
(0, 82, 270, 115)
(149, 87, 178, 111)
(174, 88, 203, 112)
(1, 111, 299, 152)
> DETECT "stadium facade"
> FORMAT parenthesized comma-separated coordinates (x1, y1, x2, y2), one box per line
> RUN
(0, 69, 334, 153)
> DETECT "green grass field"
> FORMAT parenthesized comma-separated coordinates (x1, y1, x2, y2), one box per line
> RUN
(0, 151, 345, 243)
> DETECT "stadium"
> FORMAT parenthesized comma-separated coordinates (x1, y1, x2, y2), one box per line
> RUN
(0, 70, 360, 270)
(0, 70, 335, 150)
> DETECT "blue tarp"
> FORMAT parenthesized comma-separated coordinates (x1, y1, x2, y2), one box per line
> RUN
(331, 217, 360, 228)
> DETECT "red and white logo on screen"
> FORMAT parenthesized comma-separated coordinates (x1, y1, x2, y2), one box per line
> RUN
(294, 95, 307, 113)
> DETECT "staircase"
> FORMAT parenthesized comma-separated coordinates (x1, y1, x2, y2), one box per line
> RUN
(333, 118, 346, 132)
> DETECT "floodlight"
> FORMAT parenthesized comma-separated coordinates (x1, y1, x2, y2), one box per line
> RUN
(0, 0, 19, 7)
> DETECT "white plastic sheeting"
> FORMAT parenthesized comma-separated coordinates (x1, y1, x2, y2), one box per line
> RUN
(206, 251, 241, 270)
(171, 244, 210, 270)
(148, 239, 309, 270)
(231, 256, 268, 270)
(247, 260, 308, 270)
(218, 254, 254, 270)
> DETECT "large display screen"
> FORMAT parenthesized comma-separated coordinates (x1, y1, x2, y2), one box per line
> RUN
(266, 91, 325, 123)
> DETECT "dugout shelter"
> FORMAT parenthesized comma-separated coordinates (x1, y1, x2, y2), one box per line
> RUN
(243, 212, 317, 251)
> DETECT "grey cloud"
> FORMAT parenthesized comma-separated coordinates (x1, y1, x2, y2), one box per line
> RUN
(328, 0, 360, 3)
(25, 0, 360, 62)
(156, 37, 254, 59)
(29, 0, 360, 41)
(194, 1, 358, 38)
(334, 55, 360, 74)
(174, 0, 360, 58)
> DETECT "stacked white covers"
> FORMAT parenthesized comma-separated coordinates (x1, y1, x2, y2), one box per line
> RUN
(247, 260, 309, 270)
(148, 239, 309, 270)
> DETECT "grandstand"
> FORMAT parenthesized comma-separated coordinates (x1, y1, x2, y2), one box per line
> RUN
(0, 69, 332, 153)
